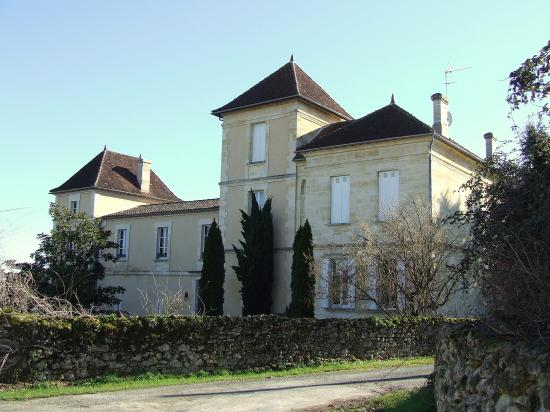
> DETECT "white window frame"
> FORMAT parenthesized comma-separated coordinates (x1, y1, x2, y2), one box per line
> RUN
(200, 223, 211, 259)
(249, 189, 265, 210)
(250, 122, 267, 163)
(69, 193, 80, 213)
(378, 170, 399, 221)
(115, 225, 130, 260)
(330, 175, 350, 224)
(155, 222, 171, 260)
(324, 257, 355, 309)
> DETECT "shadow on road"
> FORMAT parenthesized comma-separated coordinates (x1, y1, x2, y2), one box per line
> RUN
(158, 373, 430, 398)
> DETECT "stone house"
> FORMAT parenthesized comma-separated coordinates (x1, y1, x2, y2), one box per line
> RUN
(51, 58, 492, 317)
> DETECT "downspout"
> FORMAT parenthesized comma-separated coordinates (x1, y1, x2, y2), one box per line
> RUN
(428, 133, 436, 214)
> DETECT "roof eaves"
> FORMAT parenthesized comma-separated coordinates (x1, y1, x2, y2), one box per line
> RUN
(49, 186, 181, 202)
(212, 94, 352, 121)
(435, 133, 482, 162)
(103, 206, 219, 220)
(295, 132, 435, 153)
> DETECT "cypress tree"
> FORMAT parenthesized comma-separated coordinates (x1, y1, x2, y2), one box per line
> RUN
(288, 219, 315, 317)
(198, 220, 225, 315)
(233, 192, 274, 315)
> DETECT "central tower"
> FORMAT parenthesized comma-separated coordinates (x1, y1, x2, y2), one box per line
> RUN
(211, 58, 351, 315)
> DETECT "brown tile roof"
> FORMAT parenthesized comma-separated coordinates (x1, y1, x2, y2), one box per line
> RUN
(212, 60, 352, 120)
(50, 149, 181, 202)
(296, 102, 433, 151)
(103, 198, 219, 219)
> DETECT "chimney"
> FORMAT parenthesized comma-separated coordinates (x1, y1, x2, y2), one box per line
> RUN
(483, 132, 496, 160)
(137, 156, 152, 193)
(431, 93, 449, 137)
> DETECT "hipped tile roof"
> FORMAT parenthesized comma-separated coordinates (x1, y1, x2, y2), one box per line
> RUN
(103, 198, 219, 219)
(50, 149, 181, 202)
(212, 61, 352, 120)
(297, 102, 433, 151)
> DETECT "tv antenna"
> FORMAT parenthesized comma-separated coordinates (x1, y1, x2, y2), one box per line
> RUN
(444, 65, 472, 97)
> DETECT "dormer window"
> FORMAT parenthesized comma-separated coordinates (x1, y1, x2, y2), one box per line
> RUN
(250, 122, 266, 163)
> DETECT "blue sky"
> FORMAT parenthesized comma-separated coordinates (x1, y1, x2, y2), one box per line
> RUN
(1, 1, 548, 261)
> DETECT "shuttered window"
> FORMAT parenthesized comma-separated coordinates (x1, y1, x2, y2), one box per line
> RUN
(330, 176, 350, 224)
(378, 170, 399, 221)
(250, 123, 266, 163)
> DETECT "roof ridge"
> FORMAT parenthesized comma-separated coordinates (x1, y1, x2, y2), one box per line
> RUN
(93, 149, 108, 187)
(291, 61, 300, 95)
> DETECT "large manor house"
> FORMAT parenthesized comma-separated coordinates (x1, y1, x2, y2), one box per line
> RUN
(50, 58, 493, 317)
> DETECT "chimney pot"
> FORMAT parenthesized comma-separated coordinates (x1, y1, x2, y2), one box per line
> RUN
(137, 157, 152, 193)
(484, 132, 496, 160)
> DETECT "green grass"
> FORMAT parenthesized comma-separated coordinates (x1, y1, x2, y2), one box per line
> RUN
(331, 385, 436, 412)
(0, 356, 433, 402)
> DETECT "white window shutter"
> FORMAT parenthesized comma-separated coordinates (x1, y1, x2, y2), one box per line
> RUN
(251, 123, 266, 162)
(378, 171, 399, 220)
(331, 177, 340, 223)
(331, 176, 350, 224)
(341, 176, 350, 223)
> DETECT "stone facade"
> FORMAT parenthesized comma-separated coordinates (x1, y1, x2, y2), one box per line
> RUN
(0, 313, 456, 383)
(435, 325, 550, 411)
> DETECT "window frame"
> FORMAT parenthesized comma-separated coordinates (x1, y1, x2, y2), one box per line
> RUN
(200, 223, 211, 259)
(326, 257, 355, 309)
(116, 228, 129, 260)
(249, 189, 265, 210)
(156, 225, 170, 260)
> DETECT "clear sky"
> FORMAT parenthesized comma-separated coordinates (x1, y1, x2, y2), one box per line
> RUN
(1, 0, 548, 261)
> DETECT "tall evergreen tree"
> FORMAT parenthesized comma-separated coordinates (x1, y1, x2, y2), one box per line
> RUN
(288, 219, 315, 317)
(198, 220, 225, 315)
(232, 192, 274, 315)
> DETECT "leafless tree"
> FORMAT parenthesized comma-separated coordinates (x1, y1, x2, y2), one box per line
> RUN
(317, 200, 468, 316)
(0, 260, 89, 317)
(138, 274, 195, 315)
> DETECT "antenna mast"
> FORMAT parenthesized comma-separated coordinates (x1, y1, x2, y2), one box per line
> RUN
(444, 65, 472, 97)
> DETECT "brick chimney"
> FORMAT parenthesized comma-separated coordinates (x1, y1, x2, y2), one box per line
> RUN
(431, 93, 450, 137)
(484, 132, 496, 160)
(137, 156, 151, 193)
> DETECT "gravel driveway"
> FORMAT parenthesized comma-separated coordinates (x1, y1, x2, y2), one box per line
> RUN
(0, 364, 433, 412)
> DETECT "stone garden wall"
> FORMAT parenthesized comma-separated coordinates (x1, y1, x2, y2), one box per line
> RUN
(0, 313, 457, 383)
(435, 325, 550, 411)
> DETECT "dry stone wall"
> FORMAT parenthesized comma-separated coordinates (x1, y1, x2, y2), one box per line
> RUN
(435, 325, 550, 411)
(0, 313, 457, 383)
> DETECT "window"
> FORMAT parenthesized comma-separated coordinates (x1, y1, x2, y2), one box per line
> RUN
(116, 229, 128, 259)
(378, 170, 399, 221)
(330, 176, 350, 224)
(156, 226, 169, 259)
(200, 224, 211, 259)
(249, 190, 265, 210)
(250, 122, 266, 163)
(69, 194, 80, 213)
(327, 258, 354, 308)
(194, 278, 202, 314)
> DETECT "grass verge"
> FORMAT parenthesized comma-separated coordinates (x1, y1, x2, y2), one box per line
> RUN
(328, 385, 436, 412)
(0, 356, 433, 401)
